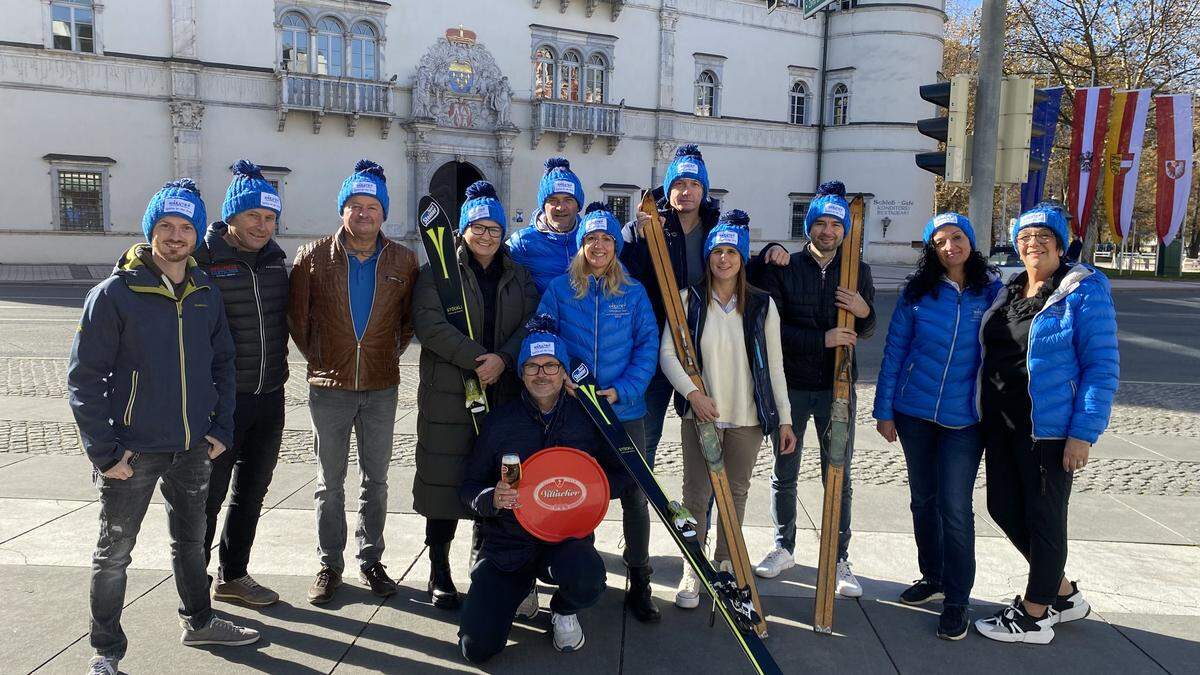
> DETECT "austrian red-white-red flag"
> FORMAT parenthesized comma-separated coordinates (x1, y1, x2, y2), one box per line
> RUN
(1154, 94, 1194, 246)
(1067, 87, 1112, 239)
(1102, 89, 1151, 241)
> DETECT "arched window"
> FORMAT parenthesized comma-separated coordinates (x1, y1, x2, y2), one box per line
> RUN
(560, 50, 582, 102)
(349, 22, 377, 80)
(695, 70, 718, 117)
(315, 17, 344, 76)
(281, 13, 309, 73)
(789, 81, 808, 125)
(832, 83, 850, 126)
(534, 46, 556, 99)
(584, 54, 607, 104)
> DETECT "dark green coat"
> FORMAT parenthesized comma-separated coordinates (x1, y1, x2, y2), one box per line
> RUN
(412, 245, 539, 520)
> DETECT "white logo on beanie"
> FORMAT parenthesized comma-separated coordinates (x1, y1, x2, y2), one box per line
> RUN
(260, 193, 281, 211)
(467, 204, 490, 223)
(584, 218, 608, 235)
(714, 231, 739, 246)
(675, 161, 700, 175)
(552, 179, 576, 195)
(934, 213, 958, 228)
(352, 180, 377, 195)
(530, 341, 556, 357)
(163, 198, 195, 218)
(1020, 211, 1048, 227)
(823, 203, 846, 219)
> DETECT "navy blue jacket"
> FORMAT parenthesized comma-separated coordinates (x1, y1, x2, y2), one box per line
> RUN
(68, 244, 236, 471)
(874, 276, 1002, 428)
(459, 391, 634, 572)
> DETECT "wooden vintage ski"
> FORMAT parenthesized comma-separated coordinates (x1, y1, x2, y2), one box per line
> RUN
(813, 194, 864, 634)
(636, 191, 768, 638)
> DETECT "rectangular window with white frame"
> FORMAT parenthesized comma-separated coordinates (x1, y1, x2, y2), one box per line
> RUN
(257, 165, 291, 234)
(49, 0, 98, 53)
(600, 183, 639, 225)
(789, 195, 813, 239)
(44, 155, 114, 233)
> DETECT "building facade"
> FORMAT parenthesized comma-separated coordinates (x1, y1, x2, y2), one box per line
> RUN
(0, 0, 944, 264)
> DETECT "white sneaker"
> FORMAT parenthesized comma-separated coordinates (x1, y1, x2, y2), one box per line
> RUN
(1051, 581, 1091, 624)
(675, 568, 701, 609)
(836, 560, 863, 598)
(754, 548, 795, 579)
(551, 612, 584, 652)
(87, 655, 118, 675)
(516, 584, 539, 619)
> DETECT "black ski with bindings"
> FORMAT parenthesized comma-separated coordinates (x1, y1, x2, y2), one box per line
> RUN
(568, 359, 782, 675)
(417, 194, 488, 432)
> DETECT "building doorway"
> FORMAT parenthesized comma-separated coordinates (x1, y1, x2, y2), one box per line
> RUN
(428, 161, 485, 227)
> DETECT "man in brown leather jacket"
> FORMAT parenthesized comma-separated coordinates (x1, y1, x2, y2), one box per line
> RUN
(288, 159, 419, 604)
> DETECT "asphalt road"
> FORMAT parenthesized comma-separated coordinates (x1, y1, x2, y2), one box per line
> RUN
(0, 282, 1197, 385)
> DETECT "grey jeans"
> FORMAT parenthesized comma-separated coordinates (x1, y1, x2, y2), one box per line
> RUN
(90, 444, 213, 659)
(310, 385, 398, 573)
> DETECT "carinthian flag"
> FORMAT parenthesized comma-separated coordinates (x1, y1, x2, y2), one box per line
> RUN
(1102, 89, 1151, 241)
(1154, 94, 1194, 246)
(1067, 87, 1112, 239)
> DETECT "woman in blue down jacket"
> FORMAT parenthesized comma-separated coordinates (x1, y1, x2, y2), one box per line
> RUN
(536, 201, 661, 622)
(973, 204, 1118, 645)
(873, 212, 1001, 641)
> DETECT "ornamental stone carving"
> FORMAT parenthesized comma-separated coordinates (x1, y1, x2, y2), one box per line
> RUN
(168, 99, 205, 130)
(411, 27, 515, 132)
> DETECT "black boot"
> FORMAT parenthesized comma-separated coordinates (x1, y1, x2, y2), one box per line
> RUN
(427, 543, 461, 610)
(626, 565, 662, 623)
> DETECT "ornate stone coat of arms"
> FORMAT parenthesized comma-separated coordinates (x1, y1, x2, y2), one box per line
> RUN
(412, 27, 514, 130)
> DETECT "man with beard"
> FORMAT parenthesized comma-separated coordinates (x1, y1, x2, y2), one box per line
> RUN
(70, 179, 260, 675)
(748, 181, 876, 599)
(288, 159, 419, 605)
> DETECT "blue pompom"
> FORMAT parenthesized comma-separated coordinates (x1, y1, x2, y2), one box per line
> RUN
(231, 159, 265, 180)
(720, 209, 750, 228)
(675, 144, 703, 160)
(465, 180, 497, 200)
(354, 159, 385, 178)
(583, 201, 611, 215)
(525, 313, 559, 335)
(816, 180, 846, 199)
(163, 178, 200, 195)
(544, 157, 571, 172)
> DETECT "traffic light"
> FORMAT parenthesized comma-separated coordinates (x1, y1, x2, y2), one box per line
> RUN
(997, 77, 1035, 184)
(915, 74, 970, 183)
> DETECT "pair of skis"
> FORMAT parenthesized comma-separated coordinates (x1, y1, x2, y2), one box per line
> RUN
(417, 195, 488, 432)
(568, 360, 782, 675)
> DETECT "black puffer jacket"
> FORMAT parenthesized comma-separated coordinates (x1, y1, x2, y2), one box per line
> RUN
(194, 222, 290, 394)
(749, 244, 876, 391)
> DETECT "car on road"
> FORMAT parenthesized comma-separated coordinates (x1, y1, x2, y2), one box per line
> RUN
(990, 246, 1024, 283)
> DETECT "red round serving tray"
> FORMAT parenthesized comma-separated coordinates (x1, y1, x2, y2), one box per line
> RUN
(514, 446, 610, 543)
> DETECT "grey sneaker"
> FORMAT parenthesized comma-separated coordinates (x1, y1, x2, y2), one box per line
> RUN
(180, 616, 261, 647)
(214, 574, 280, 607)
(87, 655, 118, 675)
(516, 584, 539, 619)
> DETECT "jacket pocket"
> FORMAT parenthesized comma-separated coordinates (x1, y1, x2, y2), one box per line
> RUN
(122, 370, 139, 426)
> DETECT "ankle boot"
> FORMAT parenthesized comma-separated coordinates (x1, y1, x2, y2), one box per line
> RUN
(427, 543, 460, 610)
(626, 565, 662, 623)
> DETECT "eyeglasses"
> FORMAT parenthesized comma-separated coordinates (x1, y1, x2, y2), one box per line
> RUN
(1016, 232, 1055, 246)
(468, 223, 503, 238)
(522, 362, 562, 376)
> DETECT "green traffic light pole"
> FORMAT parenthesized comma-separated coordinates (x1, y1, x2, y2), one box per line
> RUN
(969, 0, 1005, 253)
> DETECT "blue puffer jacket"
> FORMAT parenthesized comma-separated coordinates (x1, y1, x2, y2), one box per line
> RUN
(537, 274, 659, 421)
(874, 276, 1002, 428)
(506, 213, 579, 294)
(978, 264, 1119, 443)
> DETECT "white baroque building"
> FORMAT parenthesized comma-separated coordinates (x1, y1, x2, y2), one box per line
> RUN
(0, 0, 944, 264)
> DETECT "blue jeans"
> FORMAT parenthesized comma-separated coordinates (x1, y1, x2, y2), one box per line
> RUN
(640, 369, 675, 469)
(90, 444, 214, 659)
(894, 412, 984, 607)
(770, 388, 854, 560)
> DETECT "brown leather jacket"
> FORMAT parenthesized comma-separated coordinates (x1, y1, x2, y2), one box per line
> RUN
(288, 230, 419, 390)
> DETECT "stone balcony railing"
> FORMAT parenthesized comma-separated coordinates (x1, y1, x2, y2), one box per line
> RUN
(531, 99, 625, 154)
(277, 72, 395, 138)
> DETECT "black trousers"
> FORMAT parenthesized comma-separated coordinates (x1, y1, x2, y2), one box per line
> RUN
(457, 538, 605, 664)
(203, 388, 285, 580)
(425, 517, 483, 552)
(982, 402, 1071, 606)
